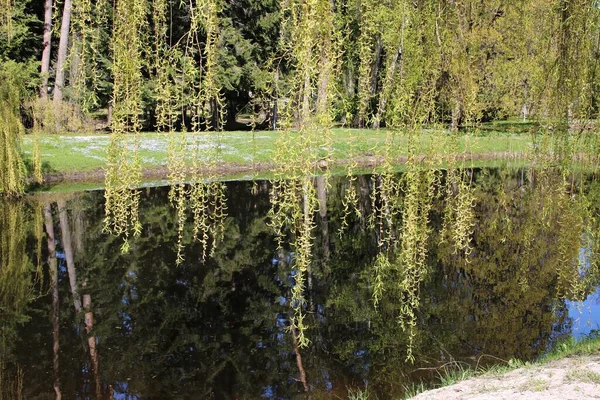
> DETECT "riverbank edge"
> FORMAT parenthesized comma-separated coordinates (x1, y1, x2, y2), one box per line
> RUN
(33, 151, 527, 188)
(403, 335, 600, 399)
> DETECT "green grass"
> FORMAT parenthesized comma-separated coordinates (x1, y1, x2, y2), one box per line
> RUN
(519, 377, 550, 392)
(402, 334, 600, 399)
(347, 386, 374, 400)
(21, 128, 533, 176)
(565, 369, 600, 384)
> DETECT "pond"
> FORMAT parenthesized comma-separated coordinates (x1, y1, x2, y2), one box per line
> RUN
(1, 167, 599, 399)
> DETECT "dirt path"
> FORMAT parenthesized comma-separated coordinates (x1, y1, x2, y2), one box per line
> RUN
(411, 355, 600, 400)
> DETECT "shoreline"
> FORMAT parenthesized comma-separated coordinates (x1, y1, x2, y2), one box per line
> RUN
(406, 336, 600, 399)
(35, 151, 528, 187)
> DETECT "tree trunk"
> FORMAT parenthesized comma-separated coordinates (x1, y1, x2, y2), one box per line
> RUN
(341, 65, 356, 126)
(44, 203, 62, 400)
(356, 35, 383, 128)
(107, 103, 113, 126)
(451, 101, 464, 131)
(373, 45, 402, 129)
(316, 1, 333, 120)
(302, 180, 313, 294)
(301, 67, 311, 126)
(291, 326, 309, 393)
(69, 34, 82, 104)
(53, 0, 73, 108)
(57, 199, 82, 314)
(40, 0, 53, 99)
(316, 54, 330, 117)
(73, 209, 85, 254)
(272, 68, 279, 130)
(316, 176, 330, 263)
(83, 294, 102, 399)
(370, 35, 383, 98)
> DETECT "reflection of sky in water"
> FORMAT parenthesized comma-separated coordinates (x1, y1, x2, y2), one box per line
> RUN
(567, 286, 600, 339)
(567, 244, 600, 339)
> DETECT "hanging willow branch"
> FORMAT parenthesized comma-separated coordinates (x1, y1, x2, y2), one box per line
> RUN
(103, 0, 146, 251)
(0, 67, 26, 197)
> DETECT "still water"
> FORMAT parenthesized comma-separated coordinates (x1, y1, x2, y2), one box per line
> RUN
(1, 167, 599, 399)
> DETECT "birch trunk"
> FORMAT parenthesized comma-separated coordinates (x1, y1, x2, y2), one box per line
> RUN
(40, 0, 53, 99)
(53, 0, 73, 108)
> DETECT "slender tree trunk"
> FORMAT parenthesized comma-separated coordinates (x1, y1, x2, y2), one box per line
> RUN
(316, 176, 330, 262)
(291, 326, 309, 392)
(373, 45, 402, 129)
(301, 67, 311, 126)
(83, 294, 102, 398)
(302, 180, 313, 294)
(316, 0, 333, 120)
(57, 199, 82, 313)
(369, 36, 383, 98)
(341, 65, 356, 126)
(53, 0, 73, 108)
(272, 68, 279, 130)
(40, 0, 53, 99)
(69, 34, 82, 104)
(73, 209, 84, 254)
(44, 203, 62, 400)
(211, 97, 219, 131)
(451, 101, 463, 131)
(317, 58, 329, 117)
(356, 35, 383, 128)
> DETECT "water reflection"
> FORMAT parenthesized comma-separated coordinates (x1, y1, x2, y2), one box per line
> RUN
(0, 167, 599, 399)
(568, 289, 600, 340)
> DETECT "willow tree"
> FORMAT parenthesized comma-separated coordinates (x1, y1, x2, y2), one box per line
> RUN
(0, 3, 23, 196)
(94, 0, 600, 360)
(545, 0, 600, 163)
(0, 64, 26, 196)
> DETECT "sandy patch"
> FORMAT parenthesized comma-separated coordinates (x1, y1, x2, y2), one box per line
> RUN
(411, 355, 600, 400)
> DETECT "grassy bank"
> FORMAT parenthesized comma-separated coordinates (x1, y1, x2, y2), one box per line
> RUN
(22, 128, 532, 177)
(401, 334, 600, 399)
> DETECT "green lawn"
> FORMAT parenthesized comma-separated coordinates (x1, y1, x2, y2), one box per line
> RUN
(21, 128, 533, 175)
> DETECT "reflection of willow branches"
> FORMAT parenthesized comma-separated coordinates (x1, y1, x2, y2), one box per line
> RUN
(269, 176, 318, 348)
(523, 165, 600, 300)
(0, 201, 38, 354)
(368, 133, 438, 362)
(440, 133, 476, 258)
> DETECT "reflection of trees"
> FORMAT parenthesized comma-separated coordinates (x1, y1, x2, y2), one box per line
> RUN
(57, 199, 82, 314)
(44, 202, 62, 400)
(0, 200, 37, 397)
(0, 201, 35, 357)
(73, 185, 311, 398)
(2, 169, 599, 398)
(423, 168, 582, 364)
